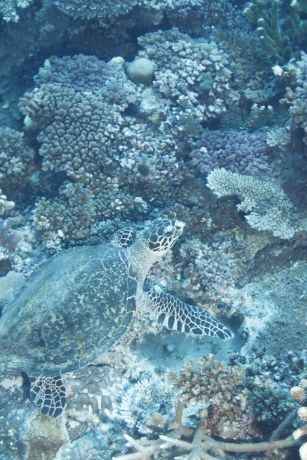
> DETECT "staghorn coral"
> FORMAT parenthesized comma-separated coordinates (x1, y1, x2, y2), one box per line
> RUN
(189, 129, 269, 176)
(207, 168, 306, 239)
(0, 127, 35, 190)
(243, 0, 307, 63)
(114, 379, 307, 459)
(137, 28, 233, 128)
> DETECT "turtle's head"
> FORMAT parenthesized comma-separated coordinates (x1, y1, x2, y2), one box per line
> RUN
(142, 219, 185, 256)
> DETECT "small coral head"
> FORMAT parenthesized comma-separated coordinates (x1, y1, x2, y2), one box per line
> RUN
(143, 219, 185, 255)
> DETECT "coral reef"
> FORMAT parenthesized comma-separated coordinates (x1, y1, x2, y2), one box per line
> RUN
(0, 0, 306, 458)
(241, 260, 307, 360)
(0, 219, 22, 275)
(178, 237, 236, 306)
(53, 0, 138, 21)
(189, 129, 269, 175)
(114, 378, 307, 459)
(207, 168, 306, 239)
(52, 0, 206, 24)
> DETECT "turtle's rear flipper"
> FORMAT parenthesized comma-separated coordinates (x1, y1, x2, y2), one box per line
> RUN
(29, 375, 66, 417)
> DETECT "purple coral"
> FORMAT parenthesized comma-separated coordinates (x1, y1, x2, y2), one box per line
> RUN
(189, 129, 269, 175)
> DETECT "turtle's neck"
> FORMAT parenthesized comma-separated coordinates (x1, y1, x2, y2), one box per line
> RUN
(128, 239, 160, 288)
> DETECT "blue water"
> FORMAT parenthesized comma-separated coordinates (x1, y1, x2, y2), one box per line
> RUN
(0, 0, 306, 458)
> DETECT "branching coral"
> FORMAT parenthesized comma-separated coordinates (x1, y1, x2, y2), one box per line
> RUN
(282, 52, 307, 149)
(168, 354, 252, 439)
(244, 0, 307, 63)
(114, 378, 307, 459)
(0, 127, 35, 190)
(207, 168, 306, 239)
(0, 0, 33, 22)
(0, 190, 14, 217)
(137, 28, 233, 127)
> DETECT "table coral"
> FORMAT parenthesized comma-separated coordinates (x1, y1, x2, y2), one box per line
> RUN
(207, 168, 307, 239)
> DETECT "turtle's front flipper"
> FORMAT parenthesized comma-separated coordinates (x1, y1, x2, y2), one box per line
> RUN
(144, 285, 233, 340)
(29, 375, 66, 417)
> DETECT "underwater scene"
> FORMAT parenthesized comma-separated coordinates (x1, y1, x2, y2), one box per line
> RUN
(0, 0, 306, 459)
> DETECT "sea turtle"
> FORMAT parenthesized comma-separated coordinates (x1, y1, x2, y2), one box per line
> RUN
(0, 219, 233, 417)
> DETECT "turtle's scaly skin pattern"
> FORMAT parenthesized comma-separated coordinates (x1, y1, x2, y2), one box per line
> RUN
(0, 244, 136, 377)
